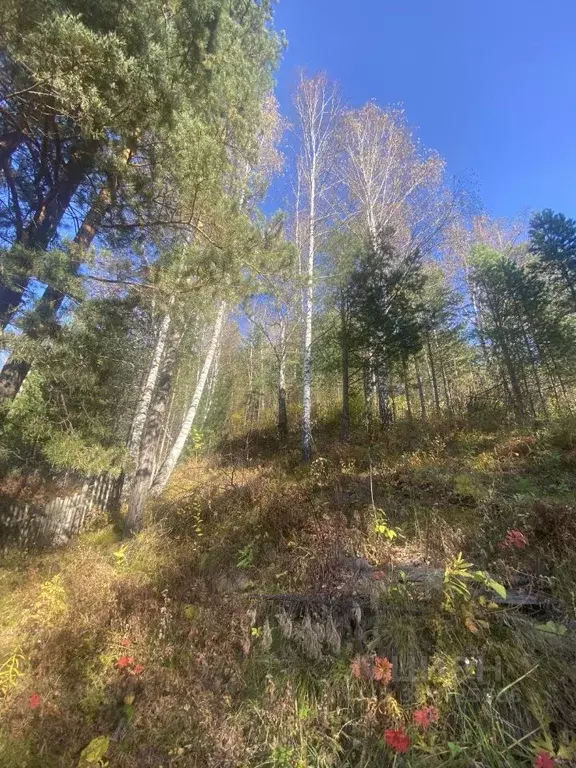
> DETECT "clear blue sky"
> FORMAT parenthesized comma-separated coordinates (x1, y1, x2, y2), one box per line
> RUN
(273, 0, 576, 219)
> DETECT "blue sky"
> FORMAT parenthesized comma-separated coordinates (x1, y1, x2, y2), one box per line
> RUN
(273, 0, 576, 219)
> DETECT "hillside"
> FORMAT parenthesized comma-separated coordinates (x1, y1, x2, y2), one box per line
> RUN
(2, 420, 576, 767)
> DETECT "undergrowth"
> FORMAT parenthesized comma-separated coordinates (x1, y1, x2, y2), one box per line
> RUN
(1, 419, 576, 766)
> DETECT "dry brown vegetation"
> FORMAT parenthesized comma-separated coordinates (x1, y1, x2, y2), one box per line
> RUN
(2, 420, 576, 766)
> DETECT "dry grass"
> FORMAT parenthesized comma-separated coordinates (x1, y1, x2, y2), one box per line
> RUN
(1, 422, 576, 766)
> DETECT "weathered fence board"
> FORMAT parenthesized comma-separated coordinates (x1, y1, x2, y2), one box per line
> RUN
(0, 474, 121, 551)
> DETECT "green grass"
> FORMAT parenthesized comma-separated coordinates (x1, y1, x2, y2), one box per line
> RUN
(1, 421, 576, 766)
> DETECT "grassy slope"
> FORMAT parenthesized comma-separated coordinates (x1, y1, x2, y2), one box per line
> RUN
(2, 419, 576, 767)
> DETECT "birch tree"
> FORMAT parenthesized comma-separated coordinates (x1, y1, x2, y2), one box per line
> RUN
(243, 292, 298, 440)
(341, 103, 447, 426)
(124, 323, 183, 536)
(293, 72, 341, 462)
(127, 306, 174, 468)
(150, 300, 226, 495)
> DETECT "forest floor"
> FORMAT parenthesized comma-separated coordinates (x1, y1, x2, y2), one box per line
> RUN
(2, 418, 576, 767)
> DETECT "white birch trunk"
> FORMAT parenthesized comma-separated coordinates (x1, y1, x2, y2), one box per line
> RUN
(302, 163, 315, 463)
(294, 73, 340, 462)
(124, 324, 182, 536)
(150, 301, 226, 495)
(128, 309, 173, 466)
(200, 336, 221, 428)
(278, 317, 288, 439)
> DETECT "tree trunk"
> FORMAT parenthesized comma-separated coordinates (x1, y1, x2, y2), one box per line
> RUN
(278, 318, 288, 440)
(363, 361, 373, 430)
(402, 357, 413, 421)
(484, 290, 525, 420)
(0, 358, 30, 402)
(425, 332, 441, 415)
(128, 309, 173, 466)
(0, 130, 24, 168)
(26, 141, 98, 251)
(124, 324, 182, 536)
(415, 355, 427, 420)
(0, 128, 27, 320)
(35, 182, 113, 312)
(0, 139, 100, 327)
(150, 301, 226, 496)
(340, 292, 350, 441)
(376, 362, 392, 427)
(302, 167, 315, 464)
(390, 378, 397, 423)
(0, 181, 111, 401)
(560, 262, 576, 314)
(434, 332, 452, 413)
(0, 142, 98, 332)
(522, 328, 547, 416)
(200, 334, 221, 429)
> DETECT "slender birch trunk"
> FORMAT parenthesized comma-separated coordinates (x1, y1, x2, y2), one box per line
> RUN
(434, 332, 452, 413)
(362, 362, 372, 427)
(124, 324, 182, 536)
(402, 357, 413, 421)
(128, 307, 173, 466)
(340, 292, 350, 441)
(278, 318, 288, 440)
(294, 73, 340, 463)
(376, 362, 392, 427)
(426, 331, 441, 415)
(302, 164, 315, 463)
(150, 301, 226, 495)
(245, 336, 254, 428)
(200, 336, 221, 429)
(415, 355, 427, 420)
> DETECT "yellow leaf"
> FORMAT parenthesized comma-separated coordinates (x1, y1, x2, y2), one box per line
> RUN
(78, 735, 110, 766)
(477, 619, 490, 630)
(465, 616, 479, 634)
(123, 694, 135, 705)
(557, 739, 576, 759)
(183, 605, 197, 621)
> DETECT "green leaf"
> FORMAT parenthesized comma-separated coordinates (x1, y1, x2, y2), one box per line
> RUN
(124, 703, 135, 722)
(535, 620, 568, 636)
(473, 571, 507, 599)
(484, 578, 507, 599)
(447, 741, 463, 756)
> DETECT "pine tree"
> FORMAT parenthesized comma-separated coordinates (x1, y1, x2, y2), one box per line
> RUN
(529, 209, 576, 312)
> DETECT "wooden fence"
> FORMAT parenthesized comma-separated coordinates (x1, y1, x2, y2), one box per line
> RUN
(0, 474, 122, 552)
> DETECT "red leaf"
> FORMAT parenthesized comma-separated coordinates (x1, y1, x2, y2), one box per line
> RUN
(503, 529, 528, 549)
(373, 656, 393, 684)
(385, 728, 411, 754)
(350, 656, 372, 680)
(535, 752, 557, 768)
(120, 638, 132, 647)
(413, 705, 439, 728)
(29, 693, 42, 710)
(115, 655, 135, 670)
(132, 664, 145, 676)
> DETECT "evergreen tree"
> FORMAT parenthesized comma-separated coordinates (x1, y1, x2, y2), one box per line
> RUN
(529, 209, 576, 312)
(346, 227, 425, 425)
